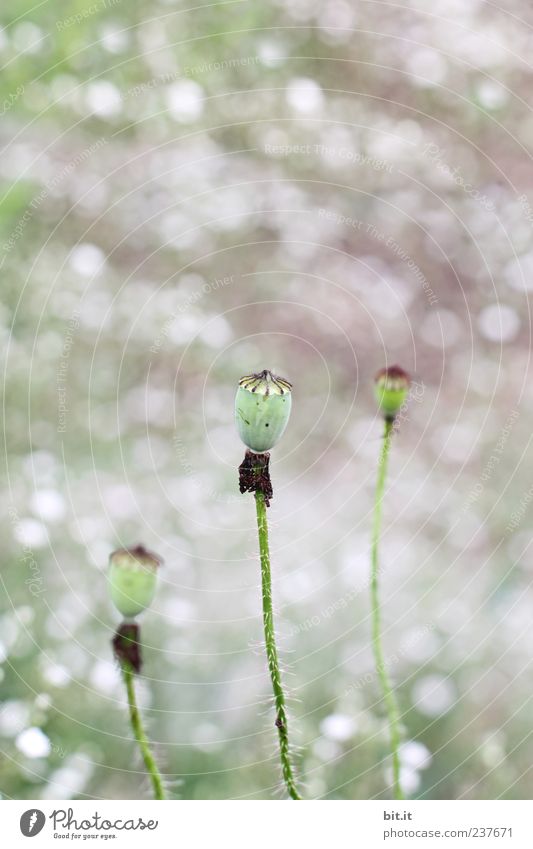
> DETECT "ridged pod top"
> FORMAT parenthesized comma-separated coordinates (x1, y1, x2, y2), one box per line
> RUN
(238, 370, 292, 396)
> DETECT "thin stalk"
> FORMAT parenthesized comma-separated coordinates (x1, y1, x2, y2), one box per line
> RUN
(255, 490, 302, 800)
(122, 664, 166, 800)
(371, 418, 404, 800)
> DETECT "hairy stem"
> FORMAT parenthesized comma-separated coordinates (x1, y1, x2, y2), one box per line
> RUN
(371, 418, 404, 800)
(255, 490, 302, 800)
(122, 664, 166, 800)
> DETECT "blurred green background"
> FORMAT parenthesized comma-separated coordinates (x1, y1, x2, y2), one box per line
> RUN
(1, 0, 533, 800)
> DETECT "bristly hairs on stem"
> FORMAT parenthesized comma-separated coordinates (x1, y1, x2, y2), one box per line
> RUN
(255, 488, 302, 800)
(112, 622, 167, 800)
(371, 366, 411, 800)
(108, 547, 167, 800)
(235, 370, 302, 800)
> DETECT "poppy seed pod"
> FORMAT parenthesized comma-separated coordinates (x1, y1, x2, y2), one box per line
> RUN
(235, 370, 292, 453)
(108, 545, 162, 619)
(374, 365, 411, 421)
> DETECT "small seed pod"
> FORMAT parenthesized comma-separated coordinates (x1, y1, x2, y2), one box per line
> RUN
(374, 365, 411, 421)
(108, 545, 162, 619)
(235, 369, 292, 453)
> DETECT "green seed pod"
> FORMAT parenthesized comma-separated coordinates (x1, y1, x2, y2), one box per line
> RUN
(374, 365, 411, 420)
(108, 545, 162, 619)
(235, 369, 292, 453)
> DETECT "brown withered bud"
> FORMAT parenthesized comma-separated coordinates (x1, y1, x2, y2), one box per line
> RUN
(238, 449, 273, 506)
(112, 622, 142, 674)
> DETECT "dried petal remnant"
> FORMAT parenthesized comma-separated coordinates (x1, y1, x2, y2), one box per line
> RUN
(238, 450, 273, 506)
(112, 622, 142, 673)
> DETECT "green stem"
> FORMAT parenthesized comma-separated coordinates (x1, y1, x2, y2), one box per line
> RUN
(255, 491, 302, 800)
(371, 418, 404, 800)
(122, 664, 166, 800)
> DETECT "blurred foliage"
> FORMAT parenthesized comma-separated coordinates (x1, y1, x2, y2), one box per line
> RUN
(1, 0, 533, 800)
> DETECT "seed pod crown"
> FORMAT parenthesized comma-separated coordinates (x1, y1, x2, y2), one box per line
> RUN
(235, 369, 292, 453)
